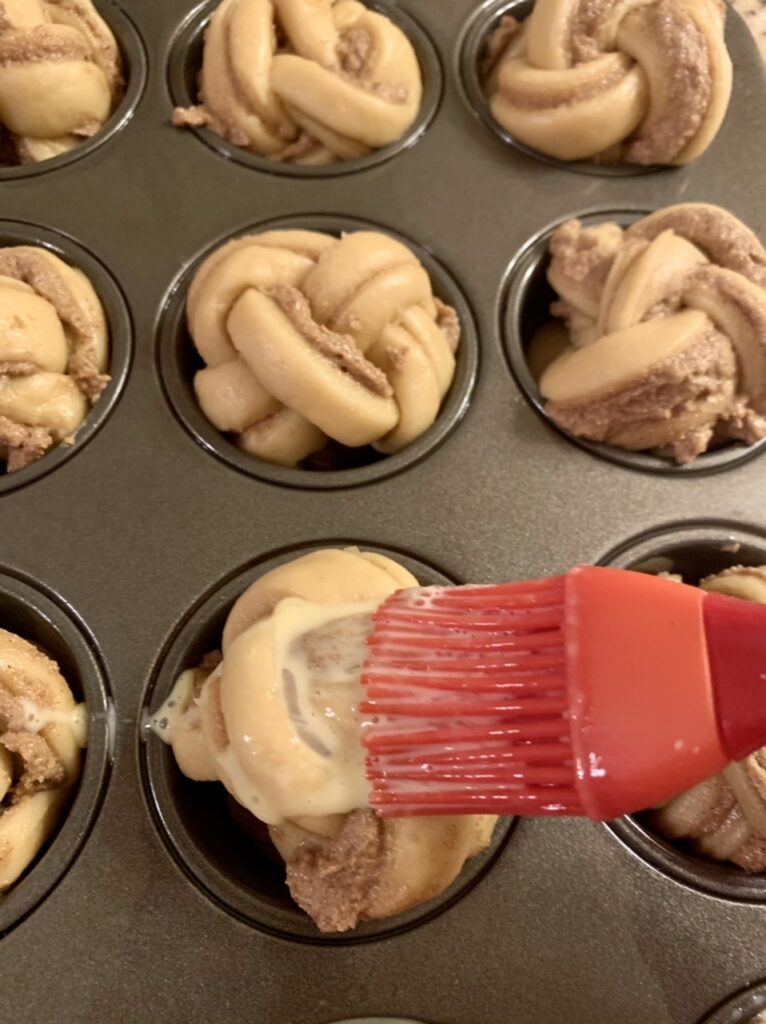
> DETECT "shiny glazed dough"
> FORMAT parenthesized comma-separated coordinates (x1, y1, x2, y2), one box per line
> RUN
(162, 548, 497, 931)
(485, 0, 732, 165)
(0, 629, 84, 890)
(170, 547, 422, 815)
(187, 230, 459, 466)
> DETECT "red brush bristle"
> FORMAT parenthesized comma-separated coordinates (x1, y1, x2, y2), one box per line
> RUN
(363, 696, 570, 718)
(375, 742, 572, 766)
(361, 578, 584, 817)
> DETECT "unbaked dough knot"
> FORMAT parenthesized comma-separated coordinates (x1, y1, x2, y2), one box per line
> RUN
(0, 0, 122, 164)
(173, 0, 422, 165)
(187, 229, 459, 466)
(485, 0, 732, 165)
(0, 245, 110, 472)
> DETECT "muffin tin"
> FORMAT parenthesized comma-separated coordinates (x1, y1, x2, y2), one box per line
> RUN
(2, 1, 766, 1022)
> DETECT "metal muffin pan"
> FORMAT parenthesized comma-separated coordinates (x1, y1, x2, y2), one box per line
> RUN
(701, 980, 766, 1024)
(2, 1, 766, 1022)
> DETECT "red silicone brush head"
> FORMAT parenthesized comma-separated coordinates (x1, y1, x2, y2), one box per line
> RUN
(360, 575, 585, 817)
(361, 567, 733, 821)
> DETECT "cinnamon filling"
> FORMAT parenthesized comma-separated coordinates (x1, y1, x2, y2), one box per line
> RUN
(267, 285, 394, 399)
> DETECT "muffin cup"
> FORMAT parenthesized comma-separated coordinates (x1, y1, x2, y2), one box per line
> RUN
(140, 542, 514, 943)
(166, 0, 442, 178)
(700, 981, 766, 1024)
(0, 569, 111, 936)
(457, 0, 663, 178)
(157, 213, 478, 490)
(600, 520, 766, 901)
(0, 0, 147, 181)
(0, 221, 133, 495)
(502, 208, 766, 476)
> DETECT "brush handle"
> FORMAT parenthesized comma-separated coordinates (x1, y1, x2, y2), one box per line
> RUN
(564, 567, 730, 820)
(361, 567, 766, 822)
(704, 591, 766, 761)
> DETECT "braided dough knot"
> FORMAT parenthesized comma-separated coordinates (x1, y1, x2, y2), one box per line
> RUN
(188, 229, 460, 466)
(0, 246, 110, 472)
(162, 548, 496, 933)
(485, 0, 732, 165)
(176, 0, 422, 165)
(0, 629, 84, 890)
(0, 0, 123, 164)
(536, 204, 766, 463)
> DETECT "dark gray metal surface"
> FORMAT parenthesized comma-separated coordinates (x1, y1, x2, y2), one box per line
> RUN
(1, 1, 765, 1021)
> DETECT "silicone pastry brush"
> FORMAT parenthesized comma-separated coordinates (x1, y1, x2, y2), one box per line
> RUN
(360, 566, 766, 820)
